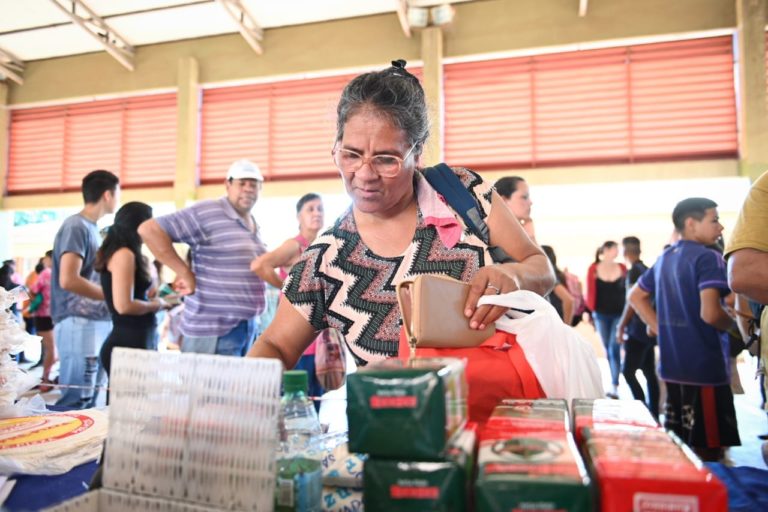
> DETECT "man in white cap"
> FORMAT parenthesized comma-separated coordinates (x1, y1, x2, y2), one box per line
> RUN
(139, 160, 268, 356)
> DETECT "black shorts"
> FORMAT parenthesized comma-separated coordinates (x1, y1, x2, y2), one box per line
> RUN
(34, 316, 53, 332)
(663, 381, 741, 449)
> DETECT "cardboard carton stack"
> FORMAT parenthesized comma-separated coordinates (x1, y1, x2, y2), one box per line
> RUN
(346, 358, 473, 512)
(476, 399, 593, 512)
(573, 398, 728, 512)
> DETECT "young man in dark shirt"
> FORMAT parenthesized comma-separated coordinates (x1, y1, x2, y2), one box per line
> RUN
(616, 236, 659, 419)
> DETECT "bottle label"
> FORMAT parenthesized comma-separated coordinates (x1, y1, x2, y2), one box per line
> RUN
(277, 477, 294, 507)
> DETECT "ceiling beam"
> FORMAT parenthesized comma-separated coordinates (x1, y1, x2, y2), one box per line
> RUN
(48, 0, 135, 71)
(0, 46, 25, 85)
(578, 0, 589, 17)
(215, 0, 263, 55)
(395, 0, 412, 38)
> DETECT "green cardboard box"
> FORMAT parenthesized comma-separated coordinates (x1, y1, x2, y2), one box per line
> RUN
(476, 430, 592, 512)
(347, 358, 467, 460)
(363, 427, 475, 512)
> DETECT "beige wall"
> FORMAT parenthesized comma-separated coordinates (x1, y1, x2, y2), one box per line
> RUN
(447, 0, 734, 57)
(8, 15, 420, 105)
(1, 0, 756, 212)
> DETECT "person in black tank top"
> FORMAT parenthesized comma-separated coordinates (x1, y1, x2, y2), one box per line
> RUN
(587, 241, 627, 398)
(95, 202, 167, 401)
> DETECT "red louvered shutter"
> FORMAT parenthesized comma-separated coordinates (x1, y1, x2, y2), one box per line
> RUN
(444, 58, 534, 167)
(63, 100, 123, 190)
(269, 74, 354, 180)
(7, 106, 66, 193)
(7, 93, 177, 194)
(629, 37, 737, 159)
(533, 48, 630, 164)
(200, 84, 272, 183)
(444, 36, 736, 170)
(122, 94, 177, 186)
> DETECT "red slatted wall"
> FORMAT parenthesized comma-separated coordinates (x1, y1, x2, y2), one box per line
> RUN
(7, 93, 177, 194)
(444, 36, 737, 169)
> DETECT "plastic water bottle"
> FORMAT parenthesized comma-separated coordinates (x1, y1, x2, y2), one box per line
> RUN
(275, 370, 322, 512)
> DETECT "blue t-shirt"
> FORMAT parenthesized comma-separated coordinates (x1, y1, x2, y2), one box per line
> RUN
(637, 240, 730, 385)
(50, 213, 110, 323)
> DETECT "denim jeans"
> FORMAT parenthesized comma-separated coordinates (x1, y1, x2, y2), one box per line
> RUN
(182, 318, 258, 357)
(593, 312, 622, 387)
(54, 316, 111, 409)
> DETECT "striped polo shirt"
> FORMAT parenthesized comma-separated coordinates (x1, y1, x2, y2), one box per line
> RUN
(156, 197, 267, 337)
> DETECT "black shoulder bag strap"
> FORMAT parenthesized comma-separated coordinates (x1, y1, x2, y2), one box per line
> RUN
(422, 163, 514, 264)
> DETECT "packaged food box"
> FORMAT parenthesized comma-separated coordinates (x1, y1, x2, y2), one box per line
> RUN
(486, 398, 570, 433)
(475, 427, 592, 512)
(583, 427, 727, 512)
(347, 357, 467, 460)
(363, 426, 476, 512)
(572, 398, 658, 445)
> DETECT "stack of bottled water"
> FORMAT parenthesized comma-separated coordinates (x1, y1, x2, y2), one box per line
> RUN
(276, 370, 323, 512)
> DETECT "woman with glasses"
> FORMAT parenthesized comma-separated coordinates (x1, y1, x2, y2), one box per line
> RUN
(248, 59, 554, 368)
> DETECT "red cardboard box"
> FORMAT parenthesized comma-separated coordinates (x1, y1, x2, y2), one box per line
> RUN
(584, 427, 728, 512)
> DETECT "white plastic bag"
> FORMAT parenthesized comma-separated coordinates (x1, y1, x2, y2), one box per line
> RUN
(478, 290, 604, 403)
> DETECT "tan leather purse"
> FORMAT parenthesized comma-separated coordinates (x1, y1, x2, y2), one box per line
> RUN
(396, 274, 495, 352)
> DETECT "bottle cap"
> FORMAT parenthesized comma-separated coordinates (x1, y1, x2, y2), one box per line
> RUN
(283, 370, 309, 394)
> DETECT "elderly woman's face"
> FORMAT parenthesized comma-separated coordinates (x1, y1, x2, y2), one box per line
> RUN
(297, 198, 324, 232)
(337, 109, 417, 215)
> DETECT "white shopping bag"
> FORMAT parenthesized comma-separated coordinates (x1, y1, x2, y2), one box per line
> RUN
(478, 290, 604, 403)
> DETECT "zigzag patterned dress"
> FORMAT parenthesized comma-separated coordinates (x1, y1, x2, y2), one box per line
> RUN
(283, 166, 497, 366)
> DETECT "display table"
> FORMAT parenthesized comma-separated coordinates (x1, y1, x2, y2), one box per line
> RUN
(4, 461, 99, 511)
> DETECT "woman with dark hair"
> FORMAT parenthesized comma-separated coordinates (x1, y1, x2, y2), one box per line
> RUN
(586, 240, 627, 398)
(251, 193, 326, 399)
(495, 176, 535, 242)
(248, 59, 553, 375)
(95, 202, 166, 380)
(541, 245, 574, 324)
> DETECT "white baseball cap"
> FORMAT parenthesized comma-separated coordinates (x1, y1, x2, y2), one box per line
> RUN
(227, 159, 264, 181)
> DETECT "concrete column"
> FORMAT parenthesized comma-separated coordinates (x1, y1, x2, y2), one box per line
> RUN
(420, 26, 444, 167)
(736, 0, 768, 181)
(0, 211, 11, 260)
(0, 82, 9, 210)
(175, 57, 200, 209)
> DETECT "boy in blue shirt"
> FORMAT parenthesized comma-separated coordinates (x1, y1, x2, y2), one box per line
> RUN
(629, 197, 740, 461)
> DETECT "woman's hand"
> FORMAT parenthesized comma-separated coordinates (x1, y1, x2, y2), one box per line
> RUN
(464, 264, 522, 330)
(150, 297, 170, 312)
